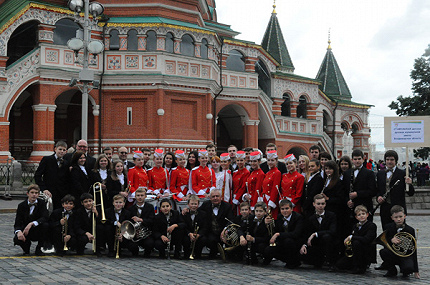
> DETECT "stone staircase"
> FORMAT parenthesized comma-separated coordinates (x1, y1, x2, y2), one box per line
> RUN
(405, 187, 430, 210)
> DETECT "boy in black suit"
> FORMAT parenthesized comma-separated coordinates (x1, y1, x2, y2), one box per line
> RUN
(336, 205, 377, 274)
(153, 199, 185, 259)
(345, 149, 377, 223)
(73, 193, 104, 256)
(245, 202, 270, 264)
(380, 205, 420, 279)
(13, 184, 49, 255)
(128, 188, 155, 257)
(199, 189, 234, 259)
(182, 195, 208, 260)
(300, 194, 337, 271)
(376, 150, 414, 230)
(302, 159, 324, 218)
(49, 194, 76, 256)
(263, 199, 304, 268)
(105, 194, 134, 257)
(35, 141, 70, 209)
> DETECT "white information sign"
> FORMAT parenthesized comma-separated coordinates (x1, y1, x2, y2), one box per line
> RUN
(391, 120, 424, 144)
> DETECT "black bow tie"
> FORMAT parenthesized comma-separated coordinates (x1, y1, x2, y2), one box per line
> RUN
(137, 205, 144, 209)
(212, 205, 219, 209)
(57, 157, 63, 162)
(29, 202, 37, 206)
(353, 167, 361, 171)
(115, 210, 122, 214)
(190, 211, 197, 215)
(386, 168, 393, 173)
(64, 210, 72, 215)
(316, 214, 324, 218)
(396, 224, 405, 229)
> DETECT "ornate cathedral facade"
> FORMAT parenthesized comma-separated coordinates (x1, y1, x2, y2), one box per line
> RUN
(0, 0, 371, 161)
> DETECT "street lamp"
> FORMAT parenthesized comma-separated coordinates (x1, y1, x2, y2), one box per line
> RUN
(67, 0, 104, 141)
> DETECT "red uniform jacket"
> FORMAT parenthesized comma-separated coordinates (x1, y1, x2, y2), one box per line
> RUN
(232, 168, 250, 205)
(246, 168, 265, 209)
(281, 170, 305, 213)
(169, 166, 190, 199)
(190, 166, 216, 197)
(127, 166, 149, 202)
(147, 166, 169, 195)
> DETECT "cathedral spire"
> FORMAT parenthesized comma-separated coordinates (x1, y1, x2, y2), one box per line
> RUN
(261, 0, 294, 72)
(316, 34, 352, 101)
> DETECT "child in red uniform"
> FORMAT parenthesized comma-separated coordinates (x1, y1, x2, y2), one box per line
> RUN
(127, 151, 149, 206)
(148, 149, 170, 197)
(232, 151, 250, 214)
(190, 150, 216, 198)
(281, 154, 305, 213)
(245, 151, 265, 210)
(169, 150, 190, 201)
(263, 150, 282, 218)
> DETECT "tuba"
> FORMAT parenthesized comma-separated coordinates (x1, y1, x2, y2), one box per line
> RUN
(374, 230, 417, 257)
(120, 220, 152, 242)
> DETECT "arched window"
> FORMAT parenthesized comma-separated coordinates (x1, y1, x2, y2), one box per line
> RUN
(54, 18, 80, 46)
(201, 38, 208, 59)
(181, 34, 194, 56)
(165, 32, 174, 53)
(226, 49, 245, 72)
(146, 30, 157, 51)
(297, 95, 307, 119)
(127, 29, 138, 51)
(281, 93, 290, 117)
(109, 29, 119, 50)
(7, 20, 39, 67)
(255, 59, 271, 96)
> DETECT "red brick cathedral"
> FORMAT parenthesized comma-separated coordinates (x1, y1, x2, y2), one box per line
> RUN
(0, 0, 371, 161)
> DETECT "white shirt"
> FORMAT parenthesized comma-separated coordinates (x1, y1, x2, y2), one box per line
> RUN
(99, 169, 108, 180)
(387, 166, 396, 179)
(117, 173, 125, 186)
(79, 165, 87, 176)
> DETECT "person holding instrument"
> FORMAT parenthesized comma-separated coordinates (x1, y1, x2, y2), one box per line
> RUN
(379, 205, 419, 279)
(73, 193, 103, 256)
(182, 195, 208, 260)
(49, 194, 76, 256)
(376, 150, 414, 230)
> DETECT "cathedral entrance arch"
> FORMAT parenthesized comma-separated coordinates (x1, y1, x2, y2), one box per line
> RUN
(216, 104, 249, 152)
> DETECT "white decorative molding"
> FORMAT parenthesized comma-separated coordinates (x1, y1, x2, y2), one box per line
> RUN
(32, 104, 57, 112)
(32, 140, 55, 145)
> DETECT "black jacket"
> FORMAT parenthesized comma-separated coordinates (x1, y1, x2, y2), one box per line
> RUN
(302, 172, 324, 217)
(199, 200, 234, 235)
(376, 168, 414, 213)
(304, 210, 337, 240)
(14, 198, 49, 232)
(128, 203, 155, 229)
(73, 207, 101, 236)
(275, 211, 304, 241)
(182, 209, 209, 237)
(70, 165, 92, 198)
(153, 210, 185, 239)
(344, 167, 377, 212)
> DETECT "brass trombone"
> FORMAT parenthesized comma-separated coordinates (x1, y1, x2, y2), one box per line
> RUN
(92, 182, 107, 253)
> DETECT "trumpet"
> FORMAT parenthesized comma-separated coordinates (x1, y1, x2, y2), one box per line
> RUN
(267, 208, 276, 247)
(189, 223, 200, 260)
(114, 223, 121, 259)
(345, 240, 353, 257)
(62, 211, 70, 251)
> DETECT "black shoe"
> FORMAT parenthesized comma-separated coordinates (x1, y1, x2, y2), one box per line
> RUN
(143, 251, 151, 258)
(76, 250, 84, 255)
(328, 266, 336, 272)
(107, 251, 115, 258)
(262, 258, 271, 266)
(285, 262, 301, 269)
(35, 246, 45, 256)
(401, 273, 410, 279)
(96, 251, 103, 257)
(173, 251, 181, 260)
(383, 271, 397, 277)
(349, 267, 366, 274)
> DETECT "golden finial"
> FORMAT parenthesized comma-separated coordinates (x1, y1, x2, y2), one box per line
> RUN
(272, 0, 276, 14)
(327, 28, 332, 50)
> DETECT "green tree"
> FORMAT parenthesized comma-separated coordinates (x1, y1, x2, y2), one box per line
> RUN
(389, 45, 430, 159)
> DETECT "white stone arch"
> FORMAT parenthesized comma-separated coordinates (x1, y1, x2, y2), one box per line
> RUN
(341, 113, 365, 131)
(256, 51, 277, 73)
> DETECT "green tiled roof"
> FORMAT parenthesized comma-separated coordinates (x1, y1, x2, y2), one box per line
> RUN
(316, 44, 352, 100)
(108, 16, 213, 32)
(0, 0, 53, 30)
(261, 11, 294, 70)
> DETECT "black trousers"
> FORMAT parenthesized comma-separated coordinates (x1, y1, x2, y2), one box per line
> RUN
(105, 224, 135, 255)
(51, 226, 77, 253)
(264, 237, 300, 266)
(13, 222, 49, 253)
(206, 231, 222, 256)
(336, 239, 372, 270)
(380, 248, 415, 275)
(182, 234, 207, 258)
(301, 234, 336, 266)
(134, 235, 155, 256)
(154, 229, 183, 256)
(380, 203, 394, 231)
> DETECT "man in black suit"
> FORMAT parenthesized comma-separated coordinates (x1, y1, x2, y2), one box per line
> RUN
(263, 199, 304, 268)
(300, 194, 337, 270)
(118, 146, 135, 170)
(13, 184, 49, 256)
(64, 139, 96, 172)
(128, 189, 155, 257)
(376, 150, 415, 230)
(35, 141, 70, 209)
(199, 189, 234, 258)
(182, 195, 208, 259)
(260, 143, 288, 174)
(344, 149, 377, 223)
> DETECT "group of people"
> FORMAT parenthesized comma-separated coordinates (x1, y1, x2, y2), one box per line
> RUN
(13, 140, 419, 279)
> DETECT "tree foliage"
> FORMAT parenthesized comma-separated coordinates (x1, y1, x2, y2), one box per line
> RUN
(389, 46, 430, 159)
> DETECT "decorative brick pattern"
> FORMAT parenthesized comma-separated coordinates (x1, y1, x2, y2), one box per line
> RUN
(143, 56, 157, 69)
(107, 55, 121, 70)
(45, 48, 59, 64)
(125, 55, 139, 69)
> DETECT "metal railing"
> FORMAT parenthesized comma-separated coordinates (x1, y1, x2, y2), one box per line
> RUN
(17, 161, 39, 185)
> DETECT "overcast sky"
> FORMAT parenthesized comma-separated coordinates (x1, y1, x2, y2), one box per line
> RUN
(216, 0, 430, 150)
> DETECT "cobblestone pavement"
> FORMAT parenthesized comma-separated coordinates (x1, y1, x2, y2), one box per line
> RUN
(0, 213, 428, 285)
